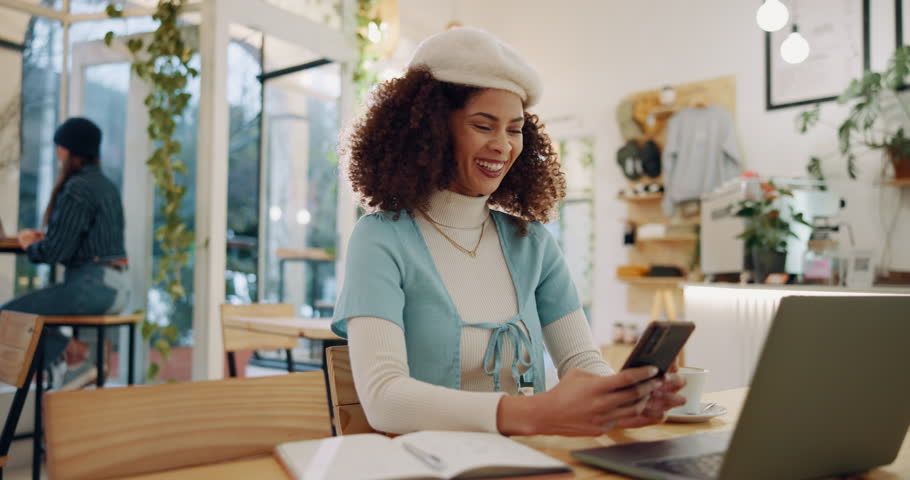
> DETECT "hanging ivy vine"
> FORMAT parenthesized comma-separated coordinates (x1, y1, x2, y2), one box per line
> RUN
(354, 0, 383, 99)
(100, 0, 382, 379)
(105, 0, 197, 380)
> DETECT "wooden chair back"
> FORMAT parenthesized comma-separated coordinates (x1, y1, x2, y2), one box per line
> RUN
(220, 303, 298, 353)
(0, 311, 43, 470)
(325, 346, 375, 435)
(44, 372, 331, 480)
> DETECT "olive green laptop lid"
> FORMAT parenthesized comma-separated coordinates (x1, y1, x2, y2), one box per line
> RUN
(719, 295, 910, 479)
(572, 295, 910, 479)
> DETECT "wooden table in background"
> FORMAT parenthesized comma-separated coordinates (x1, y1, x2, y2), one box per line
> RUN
(224, 315, 345, 435)
(223, 316, 339, 341)
(275, 248, 335, 312)
(117, 388, 910, 479)
(0, 237, 22, 253)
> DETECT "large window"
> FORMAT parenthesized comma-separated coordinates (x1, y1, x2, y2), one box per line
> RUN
(226, 38, 264, 305)
(549, 137, 596, 317)
(16, 14, 62, 296)
(3, 0, 352, 380)
(260, 40, 340, 320)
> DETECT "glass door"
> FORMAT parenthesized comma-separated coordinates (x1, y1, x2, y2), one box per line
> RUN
(259, 38, 341, 363)
(69, 29, 201, 382)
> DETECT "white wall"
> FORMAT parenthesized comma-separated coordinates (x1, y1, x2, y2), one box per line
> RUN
(0, 48, 22, 302)
(452, 0, 910, 343)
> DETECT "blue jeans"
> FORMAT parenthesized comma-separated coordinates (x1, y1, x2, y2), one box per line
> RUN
(1, 264, 131, 366)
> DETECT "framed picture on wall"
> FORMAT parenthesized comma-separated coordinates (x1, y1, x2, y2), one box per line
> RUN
(765, 0, 870, 110)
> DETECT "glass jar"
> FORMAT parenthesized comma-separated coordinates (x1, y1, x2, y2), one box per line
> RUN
(802, 231, 841, 285)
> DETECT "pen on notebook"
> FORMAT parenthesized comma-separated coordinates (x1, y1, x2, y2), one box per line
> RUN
(401, 441, 446, 471)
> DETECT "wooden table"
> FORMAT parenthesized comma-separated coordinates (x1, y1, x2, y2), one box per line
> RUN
(0, 237, 22, 253)
(224, 315, 345, 435)
(0, 237, 58, 285)
(117, 388, 910, 479)
(275, 248, 335, 312)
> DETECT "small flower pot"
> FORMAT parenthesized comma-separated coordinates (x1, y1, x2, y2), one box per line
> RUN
(752, 249, 787, 284)
(893, 157, 910, 179)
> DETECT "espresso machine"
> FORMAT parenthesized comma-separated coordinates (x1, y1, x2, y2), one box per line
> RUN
(700, 178, 846, 280)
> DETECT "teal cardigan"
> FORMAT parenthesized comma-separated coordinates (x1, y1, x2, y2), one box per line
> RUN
(331, 210, 580, 393)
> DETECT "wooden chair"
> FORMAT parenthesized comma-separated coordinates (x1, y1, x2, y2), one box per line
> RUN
(44, 371, 331, 480)
(325, 345, 375, 435)
(220, 303, 298, 377)
(0, 311, 43, 480)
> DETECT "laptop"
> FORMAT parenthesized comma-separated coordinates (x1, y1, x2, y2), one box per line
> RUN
(572, 295, 910, 480)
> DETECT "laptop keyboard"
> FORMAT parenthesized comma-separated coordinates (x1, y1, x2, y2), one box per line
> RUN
(639, 452, 724, 479)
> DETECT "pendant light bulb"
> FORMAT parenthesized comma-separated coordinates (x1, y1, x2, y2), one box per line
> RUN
(756, 0, 789, 32)
(780, 24, 810, 64)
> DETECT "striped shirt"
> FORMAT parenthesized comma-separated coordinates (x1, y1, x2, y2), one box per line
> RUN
(27, 165, 127, 267)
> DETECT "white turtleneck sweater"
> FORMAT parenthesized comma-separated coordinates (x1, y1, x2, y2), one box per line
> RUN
(347, 190, 613, 434)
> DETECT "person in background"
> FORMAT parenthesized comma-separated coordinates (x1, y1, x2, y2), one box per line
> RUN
(1, 117, 130, 387)
(331, 27, 685, 435)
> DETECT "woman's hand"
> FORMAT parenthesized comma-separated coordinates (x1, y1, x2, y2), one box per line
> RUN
(614, 371, 687, 428)
(497, 366, 664, 436)
(17, 229, 44, 249)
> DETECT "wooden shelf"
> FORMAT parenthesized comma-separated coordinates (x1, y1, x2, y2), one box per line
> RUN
(618, 193, 663, 202)
(884, 178, 910, 187)
(617, 276, 685, 287)
(635, 235, 698, 244)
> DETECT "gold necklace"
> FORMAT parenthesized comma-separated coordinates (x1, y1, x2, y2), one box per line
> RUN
(419, 209, 486, 258)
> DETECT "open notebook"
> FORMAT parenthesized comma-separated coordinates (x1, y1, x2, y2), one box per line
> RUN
(274, 431, 573, 480)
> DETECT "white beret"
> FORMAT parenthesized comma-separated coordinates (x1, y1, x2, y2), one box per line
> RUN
(408, 27, 543, 107)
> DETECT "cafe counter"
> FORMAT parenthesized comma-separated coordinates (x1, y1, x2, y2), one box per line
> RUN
(682, 283, 910, 392)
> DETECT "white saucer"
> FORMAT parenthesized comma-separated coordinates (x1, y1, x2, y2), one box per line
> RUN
(667, 402, 728, 423)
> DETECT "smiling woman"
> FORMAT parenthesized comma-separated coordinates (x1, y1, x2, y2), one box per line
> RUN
(343, 66, 563, 235)
(333, 26, 685, 437)
(448, 90, 525, 197)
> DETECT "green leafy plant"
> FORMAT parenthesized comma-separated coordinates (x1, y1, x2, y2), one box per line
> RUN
(354, 0, 383, 99)
(105, 0, 197, 380)
(733, 182, 811, 253)
(797, 46, 910, 179)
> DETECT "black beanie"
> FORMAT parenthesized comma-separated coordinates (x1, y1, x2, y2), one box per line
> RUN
(53, 117, 102, 158)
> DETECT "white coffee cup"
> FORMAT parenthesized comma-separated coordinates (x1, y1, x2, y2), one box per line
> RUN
(671, 367, 708, 415)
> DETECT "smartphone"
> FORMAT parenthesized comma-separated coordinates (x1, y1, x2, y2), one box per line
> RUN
(621, 321, 695, 377)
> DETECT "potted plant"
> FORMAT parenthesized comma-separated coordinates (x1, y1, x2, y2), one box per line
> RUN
(798, 46, 910, 181)
(733, 182, 812, 283)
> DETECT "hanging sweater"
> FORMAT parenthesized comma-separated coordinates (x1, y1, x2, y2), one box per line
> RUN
(661, 106, 742, 216)
(347, 189, 613, 434)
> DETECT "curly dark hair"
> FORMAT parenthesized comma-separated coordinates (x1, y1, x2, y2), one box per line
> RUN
(340, 67, 566, 235)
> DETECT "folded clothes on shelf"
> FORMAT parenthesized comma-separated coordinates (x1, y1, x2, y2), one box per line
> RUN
(617, 182, 664, 199)
(647, 265, 685, 277)
(636, 223, 667, 239)
(616, 264, 649, 277)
